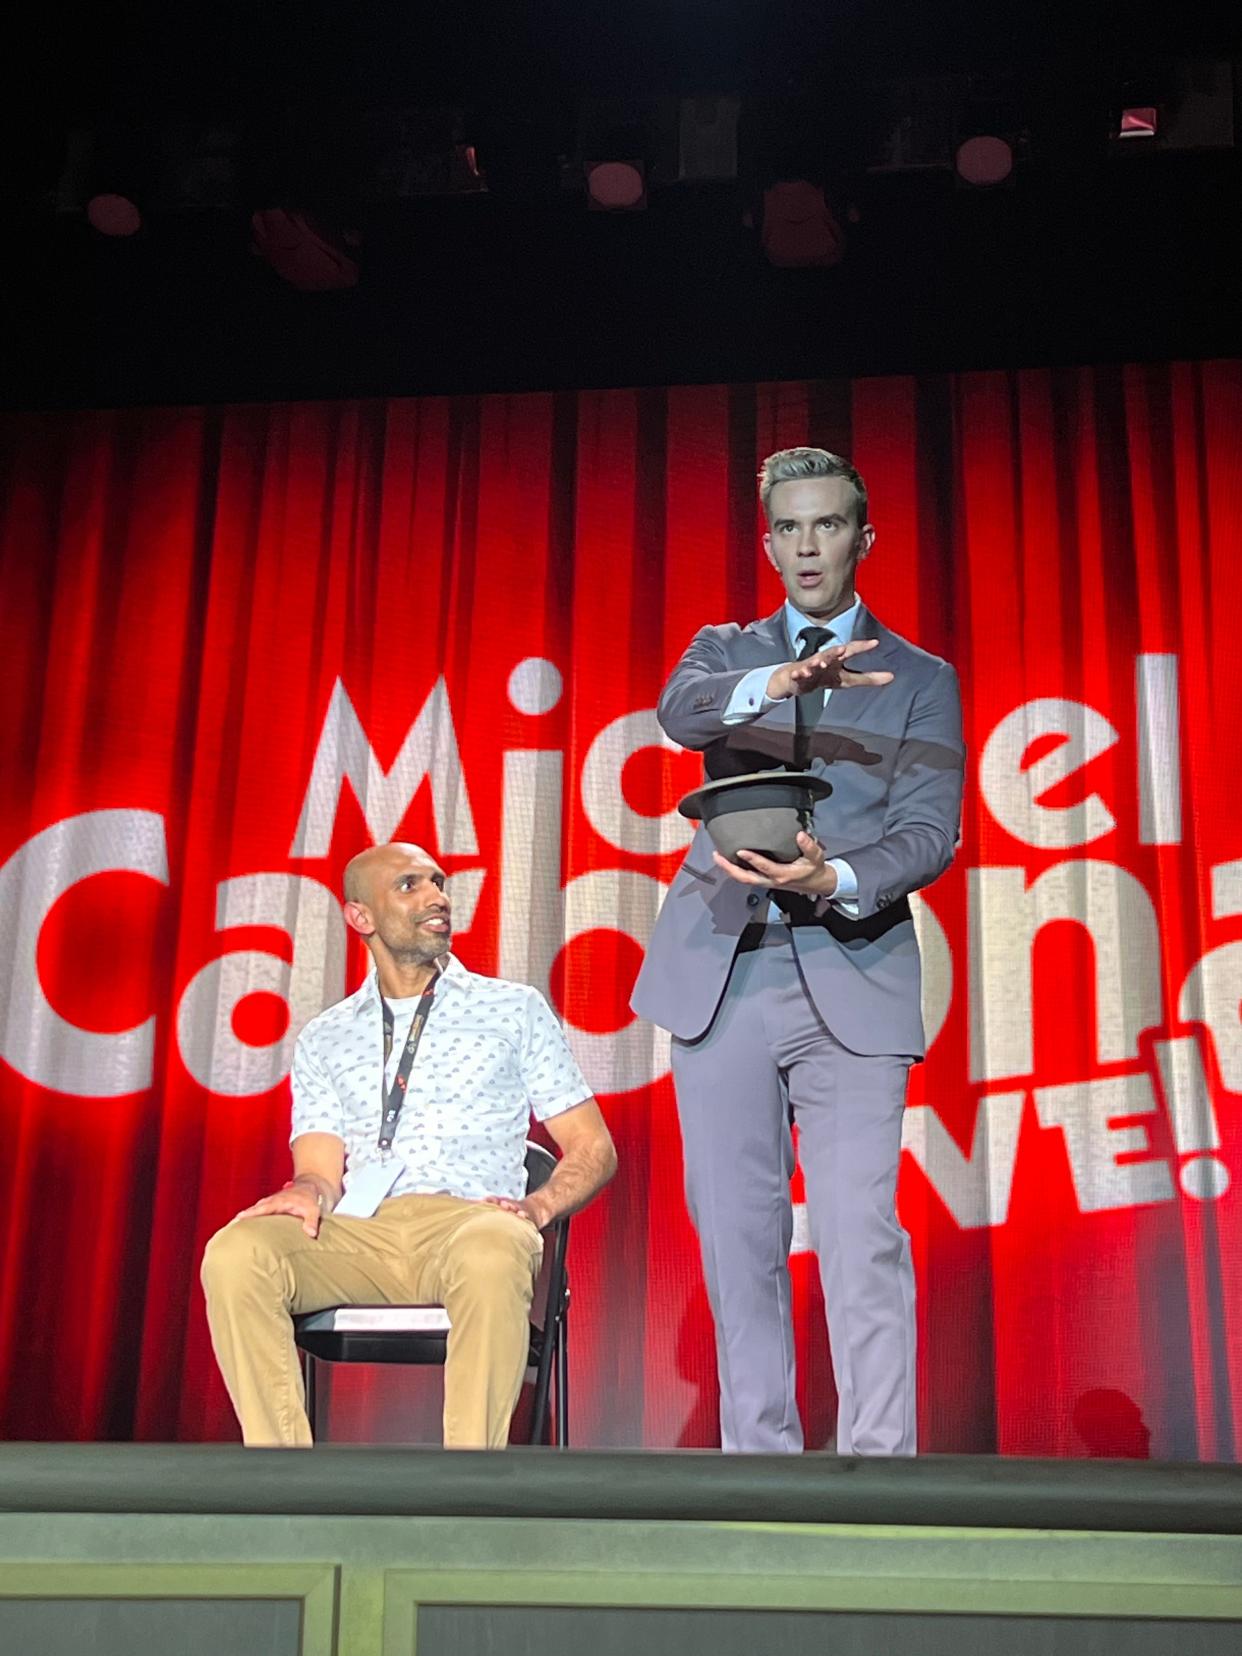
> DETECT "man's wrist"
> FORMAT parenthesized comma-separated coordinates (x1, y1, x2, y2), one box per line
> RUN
(284, 1175, 328, 1211)
(524, 1191, 555, 1230)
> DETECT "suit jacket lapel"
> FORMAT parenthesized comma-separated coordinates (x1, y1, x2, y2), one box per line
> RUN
(816, 603, 900, 741)
(845, 603, 901, 670)
(746, 606, 790, 660)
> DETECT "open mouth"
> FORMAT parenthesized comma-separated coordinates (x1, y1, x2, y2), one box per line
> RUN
(420, 915, 451, 934)
(796, 570, 823, 587)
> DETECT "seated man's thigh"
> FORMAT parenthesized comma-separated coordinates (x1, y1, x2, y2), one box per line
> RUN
(433, 1206, 543, 1308)
(202, 1213, 411, 1312)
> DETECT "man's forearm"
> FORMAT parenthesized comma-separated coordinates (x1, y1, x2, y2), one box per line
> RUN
(658, 670, 761, 750)
(841, 822, 959, 917)
(530, 1139, 617, 1226)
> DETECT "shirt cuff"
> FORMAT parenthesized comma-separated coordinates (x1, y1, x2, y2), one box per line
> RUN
(722, 665, 780, 724)
(819, 856, 860, 916)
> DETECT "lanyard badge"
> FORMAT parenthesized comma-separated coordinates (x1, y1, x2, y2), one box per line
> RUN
(378, 974, 438, 1155)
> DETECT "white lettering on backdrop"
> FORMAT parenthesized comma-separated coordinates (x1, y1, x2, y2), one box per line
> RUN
(2, 652, 1238, 1227)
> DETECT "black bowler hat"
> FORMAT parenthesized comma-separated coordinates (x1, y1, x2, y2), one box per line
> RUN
(678, 770, 832, 865)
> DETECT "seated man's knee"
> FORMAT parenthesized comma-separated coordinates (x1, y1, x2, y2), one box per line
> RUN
(200, 1216, 290, 1295)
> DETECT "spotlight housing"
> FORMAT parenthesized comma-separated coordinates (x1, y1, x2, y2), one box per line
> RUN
(954, 134, 1015, 187)
(86, 192, 142, 237)
(586, 159, 647, 211)
(760, 180, 844, 268)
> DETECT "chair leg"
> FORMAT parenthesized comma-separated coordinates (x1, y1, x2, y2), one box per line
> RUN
(302, 1351, 318, 1441)
(554, 1306, 569, 1448)
(527, 1331, 550, 1447)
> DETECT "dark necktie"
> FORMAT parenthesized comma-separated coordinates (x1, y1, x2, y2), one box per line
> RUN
(793, 625, 834, 769)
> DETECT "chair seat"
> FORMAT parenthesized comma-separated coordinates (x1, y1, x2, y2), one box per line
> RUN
(298, 1305, 453, 1335)
(293, 1303, 548, 1369)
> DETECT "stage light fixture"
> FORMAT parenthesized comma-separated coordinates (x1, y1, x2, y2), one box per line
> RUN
(77, 123, 151, 236)
(1117, 107, 1159, 139)
(760, 180, 844, 268)
(675, 96, 740, 183)
(954, 134, 1014, 187)
(576, 99, 652, 211)
(950, 75, 1022, 190)
(1108, 60, 1234, 154)
(86, 192, 142, 236)
(365, 107, 488, 199)
(250, 208, 361, 292)
(586, 159, 647, 211)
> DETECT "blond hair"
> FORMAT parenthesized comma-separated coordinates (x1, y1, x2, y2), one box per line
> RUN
(757, 447, 868, 527)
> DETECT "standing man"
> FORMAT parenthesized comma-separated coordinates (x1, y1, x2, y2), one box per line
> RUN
(202, 841, 616, 1448)
(632, 447, 964, 1456)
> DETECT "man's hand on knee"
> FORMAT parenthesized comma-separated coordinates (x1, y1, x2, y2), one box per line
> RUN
(482, 1194, 546, 1231)
(235, 1181, 325, 1238)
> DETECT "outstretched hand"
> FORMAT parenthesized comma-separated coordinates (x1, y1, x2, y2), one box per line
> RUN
(713, 831, 838, 898)
(766, 637, 893, 701)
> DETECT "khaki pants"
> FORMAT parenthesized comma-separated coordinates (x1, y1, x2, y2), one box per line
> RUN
(200, 1194, 543, 1448)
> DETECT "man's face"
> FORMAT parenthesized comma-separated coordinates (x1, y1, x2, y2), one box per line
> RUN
(352, 849, 452, 965)
(763, 475, 875, 622)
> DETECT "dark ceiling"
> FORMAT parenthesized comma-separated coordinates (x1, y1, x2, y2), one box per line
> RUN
(3, 1, 1240, 408)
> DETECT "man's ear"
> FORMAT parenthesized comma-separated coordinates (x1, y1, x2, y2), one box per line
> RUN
(762, 530, 778, 571)
(857, 523, 877, 561)
(343, 899, 375, 938)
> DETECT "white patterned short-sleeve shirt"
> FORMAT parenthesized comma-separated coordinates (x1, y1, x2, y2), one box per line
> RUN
(289, 956, 592, 1202)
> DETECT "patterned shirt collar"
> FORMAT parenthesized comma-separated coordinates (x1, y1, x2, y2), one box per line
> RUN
(349, 952, 473, 1017)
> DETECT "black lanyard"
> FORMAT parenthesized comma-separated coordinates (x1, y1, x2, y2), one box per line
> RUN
(378, 976, 438, 1154)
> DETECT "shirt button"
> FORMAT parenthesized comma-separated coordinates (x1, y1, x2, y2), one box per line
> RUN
(747, 893, 761, 907)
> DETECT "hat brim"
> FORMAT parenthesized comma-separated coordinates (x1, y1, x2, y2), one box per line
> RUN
(678, 769, 833, 822)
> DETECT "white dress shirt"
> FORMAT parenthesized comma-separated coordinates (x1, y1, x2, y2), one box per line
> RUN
(721, 595, 862, 912)
(290, 955, 592, 1202)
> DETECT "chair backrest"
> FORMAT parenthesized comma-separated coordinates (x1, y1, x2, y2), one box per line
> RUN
(524, 1141, 557, 1195)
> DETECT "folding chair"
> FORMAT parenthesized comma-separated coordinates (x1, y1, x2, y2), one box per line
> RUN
(292, 1141, 570, 1444)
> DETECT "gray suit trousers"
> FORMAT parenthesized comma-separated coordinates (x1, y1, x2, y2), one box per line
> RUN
(672, 928, 915, 1456)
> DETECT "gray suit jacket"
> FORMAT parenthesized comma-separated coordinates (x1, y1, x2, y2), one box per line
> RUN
(630, 604, 965, 1057)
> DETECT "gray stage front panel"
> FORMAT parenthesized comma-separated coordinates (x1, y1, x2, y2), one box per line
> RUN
(415, 1606, 1242, 1656)
(0, 1596, 302, 1656)
(4, 1444, 1242, 1532)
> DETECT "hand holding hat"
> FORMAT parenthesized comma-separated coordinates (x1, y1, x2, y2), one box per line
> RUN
(678, 770, 833, 871)
(714, 831, 837, 898)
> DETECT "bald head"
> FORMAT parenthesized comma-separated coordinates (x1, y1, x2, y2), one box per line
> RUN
(343, 842, 440, 907)
(342, 842, 452, 973)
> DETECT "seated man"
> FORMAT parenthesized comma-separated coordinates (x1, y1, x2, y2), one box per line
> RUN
(201, 841, 616, 1448)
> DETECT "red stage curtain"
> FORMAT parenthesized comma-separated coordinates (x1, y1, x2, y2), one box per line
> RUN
(1, 366, 1240, 1456)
